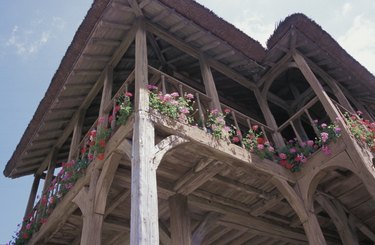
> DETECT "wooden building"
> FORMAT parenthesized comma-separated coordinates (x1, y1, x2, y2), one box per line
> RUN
(4, 0, 375, 244)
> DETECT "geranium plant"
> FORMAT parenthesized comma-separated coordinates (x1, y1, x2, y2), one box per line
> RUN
(344, 111, 375, 152)
(113, 91, 133, 125)
(206, 108, 232, 139)
(243, 125, 275, 160)
(148, 85, 195, 124)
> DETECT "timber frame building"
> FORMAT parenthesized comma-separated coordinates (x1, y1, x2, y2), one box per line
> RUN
(4, 0, 375, 244)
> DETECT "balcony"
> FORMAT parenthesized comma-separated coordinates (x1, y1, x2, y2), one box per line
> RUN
(14, 66, 375, 245)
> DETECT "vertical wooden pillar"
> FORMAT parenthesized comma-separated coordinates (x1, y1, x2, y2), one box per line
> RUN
(254, 88, 285, 147)
(73, 169, 103, 245)
(200, 55, 222, 111)
(68, 111, 85, 161)
(99, 66, 113, 120)
(24, 174, 41, 217)
(130, 19, 159, 244)
(169, 194, 191, 245)
(41, 149, 58, 194)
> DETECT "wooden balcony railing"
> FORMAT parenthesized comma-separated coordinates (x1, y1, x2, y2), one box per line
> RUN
(277, 96, 320, 145)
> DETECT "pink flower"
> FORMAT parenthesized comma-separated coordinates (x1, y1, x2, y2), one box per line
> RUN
(357, 110, 363, 115)
(252, 125, 259, 131)
(125, 92, 133, 97)
(307, 140, 314, 146)
(171, 100, 179, 105)
(147, 84, 158, 90)
(224, 108, 231, 114)
(223, 126, 231, 132)
(211, 109, 219, 115)
(88, 153, 94, 161)
(321, 132, 329, 143)
(313, 119, 318, 124)
(232, 136, 240, 143)
(114, 105, 121, 113)
(268, 146, 275, 152)
(322, 145, 331, 155)
(279, 153, 287, 160)
(335, 127, 341, 134)
(163, 94, 172, 102)
(49, 196, 55, 205)
(171, 92, 179, 97)
(98, 116, 105, 124)
(179, 107, 189, 114)
(321, 123, 327, 128)
(257, 144, 264, 150)
(26, 223, 31, 230)
(289, 147, 297, 153)
(185, 93, 194, 99)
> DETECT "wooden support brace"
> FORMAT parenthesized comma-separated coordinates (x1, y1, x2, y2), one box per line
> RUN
(169, 194, 192, 245)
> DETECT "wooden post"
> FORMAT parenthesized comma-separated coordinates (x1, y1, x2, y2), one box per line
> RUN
(99, 66, 113, 119)
(254, 88, 285, 147)
(271, 177, 327, 245)
(200, 55, 222, 111)
(292, 52, 342, 122)
(73, 169, 103, 245)
(130, 19, 159, 244)
(68, 110, 85, 161)
(41, 148, 58, 194)
(316, 195, 358, 245)
(24, 174, 41, 217)
(169, 194, 192, 245)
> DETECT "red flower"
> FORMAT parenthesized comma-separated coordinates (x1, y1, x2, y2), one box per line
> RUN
(22, 233, 29, 239)
(81, 147, 87, 154)
(97, 153, 105, 160)
(256, 137, 264, 144)
(285, 163, 293, 169)
(279, 159, 288, 167)
(40, 218, 48, 224)
(108, 115, 114, 123)
(224, 108, 231, 114)
(114, 105, 121, 113)
(252, 125, 259, 131)
(99, 139, 106, 148)
(41, 195, 47, 206)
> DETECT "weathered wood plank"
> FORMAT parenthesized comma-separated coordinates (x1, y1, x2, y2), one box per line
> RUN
(192, 212, 221, 244)
(169, 194, 191, 245)
(130, 19, 159, 245)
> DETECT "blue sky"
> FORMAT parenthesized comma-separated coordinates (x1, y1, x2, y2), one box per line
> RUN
(0, 0, 374, 243)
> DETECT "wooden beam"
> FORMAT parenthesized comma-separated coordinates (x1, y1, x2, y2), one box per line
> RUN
(128, 0, 143, 16)
(174, 161, 225, 195)
(192, 212, 221, 244)
(169, 194, 191, 245)
(259, 52, 292, 91)
(200, 55, 222, 111)
(189, 195, 308, 243)
(24, 175, 41, 217)
(35, 24, 137, 175)
(130, 19, 159, 244)
(315, 194, 358, 245)
(68, 110, 85, 161)
(159, 220, 171, 245)
(146, 21, 257, 91)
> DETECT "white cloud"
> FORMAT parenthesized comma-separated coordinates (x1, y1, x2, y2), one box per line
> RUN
(341, 2, 352, 15)
(338, 15, 375, 74)
(4, 17, 66, 57)
(232, 11, 274, 47)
